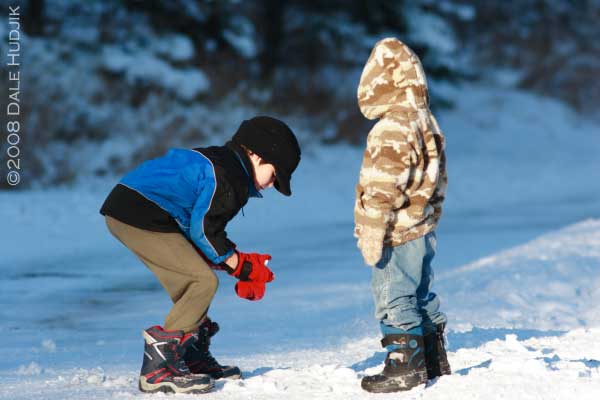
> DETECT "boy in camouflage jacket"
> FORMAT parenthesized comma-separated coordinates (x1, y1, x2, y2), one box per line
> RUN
(354, 38, 451, 393)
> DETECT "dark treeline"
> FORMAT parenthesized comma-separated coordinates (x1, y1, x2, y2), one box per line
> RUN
(1, 0, 598, 188)
(22, 0, 599, 116)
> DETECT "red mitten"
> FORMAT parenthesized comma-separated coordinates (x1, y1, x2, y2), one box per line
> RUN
(230, 252, 274, 283)
(234, 280, 266, 301)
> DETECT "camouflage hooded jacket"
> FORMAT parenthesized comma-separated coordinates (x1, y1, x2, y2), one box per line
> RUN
(354, 37, 448, 266)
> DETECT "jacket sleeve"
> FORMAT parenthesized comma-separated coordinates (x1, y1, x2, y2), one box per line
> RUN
(354, 120, 412, 265)
(189, 172, 236, 265)
(355, 124, 412, 232)
(202, 178, 238, 262)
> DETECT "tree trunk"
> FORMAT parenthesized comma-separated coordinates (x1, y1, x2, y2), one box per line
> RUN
(24, 0, 45, 36)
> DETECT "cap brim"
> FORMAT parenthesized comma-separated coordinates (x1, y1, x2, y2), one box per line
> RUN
(274, 171, 292, 196)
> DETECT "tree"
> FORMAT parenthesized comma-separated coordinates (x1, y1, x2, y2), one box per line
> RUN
(24, 0, 45, 36)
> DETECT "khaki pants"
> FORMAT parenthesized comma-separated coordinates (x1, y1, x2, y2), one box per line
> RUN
(105, 216, 218, 333)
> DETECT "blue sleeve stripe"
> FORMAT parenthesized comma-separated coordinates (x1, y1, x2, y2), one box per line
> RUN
(191, 150, 228, 263)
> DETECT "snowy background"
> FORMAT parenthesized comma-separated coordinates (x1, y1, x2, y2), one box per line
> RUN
(1, 1, 600, 399)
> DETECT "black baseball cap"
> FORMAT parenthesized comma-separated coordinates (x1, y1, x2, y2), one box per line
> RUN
(231, 116, 301, 196)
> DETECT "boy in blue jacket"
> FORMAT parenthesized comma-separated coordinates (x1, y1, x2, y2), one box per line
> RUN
(100, 116, 301, 394)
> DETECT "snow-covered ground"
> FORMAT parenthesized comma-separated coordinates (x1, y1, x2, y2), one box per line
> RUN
(7, 327, 600, 400)
(1, 84, 599, 399)
(2, 218, 599, 400)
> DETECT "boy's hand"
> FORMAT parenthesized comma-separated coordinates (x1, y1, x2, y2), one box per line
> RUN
(229, 251, 274, 283)
(234, 280, 266, 301)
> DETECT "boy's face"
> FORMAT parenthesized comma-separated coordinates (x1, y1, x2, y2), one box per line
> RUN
(249, 153, 277, 191)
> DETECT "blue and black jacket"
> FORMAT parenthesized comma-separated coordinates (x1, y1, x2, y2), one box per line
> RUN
(100, 142, 261, 264)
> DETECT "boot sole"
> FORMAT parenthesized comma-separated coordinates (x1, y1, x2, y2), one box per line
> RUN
(361, 371, 428, 393)
(218, 367, 242, 380)
(199, 366, 243, 380)
(361, 380, 427, 393)
(138, 376, 214, 394)
(221, 371, 242, 380)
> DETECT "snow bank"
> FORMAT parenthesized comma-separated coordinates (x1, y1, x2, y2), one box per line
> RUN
(439, 219, 600, 331)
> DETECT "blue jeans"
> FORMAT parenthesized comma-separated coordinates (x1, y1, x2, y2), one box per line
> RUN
(371, 231, 447, 333)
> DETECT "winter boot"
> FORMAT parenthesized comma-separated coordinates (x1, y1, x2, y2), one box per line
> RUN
(138, 325, 214, 394)
(361, 329, 428, 393)
(424, 322, 451, 379)
(184, 318, 242, 379)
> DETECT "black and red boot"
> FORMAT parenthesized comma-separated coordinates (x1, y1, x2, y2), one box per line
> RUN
(184, 318, 242, 379)
(424, 323, 451, 379)
(139, 325, 214, 394)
